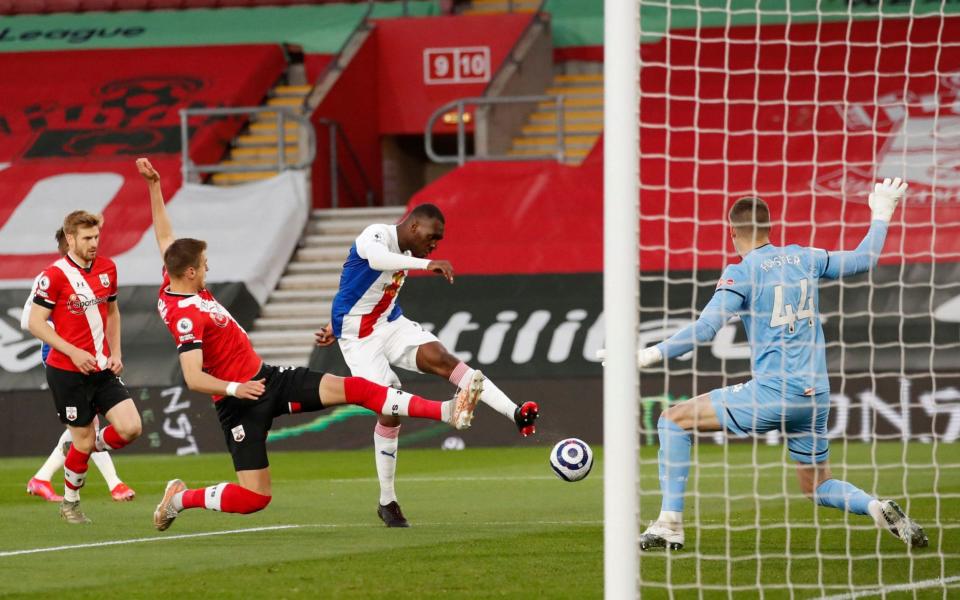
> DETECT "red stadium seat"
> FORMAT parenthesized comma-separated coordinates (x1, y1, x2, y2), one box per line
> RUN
(113, 0, 148, 9)
(148, 0, 184, 8)
(44, 0, 82, 11)
(0, 0, 16, 14)
(216, 0, 255, 7)
(80, 0, 116, 10)
(8, 0, 46, 13)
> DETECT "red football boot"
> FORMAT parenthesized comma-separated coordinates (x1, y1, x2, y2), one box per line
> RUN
(110, 482, 136, 502)
(27, 478, 63, 502)
(514, 401, 539, 437)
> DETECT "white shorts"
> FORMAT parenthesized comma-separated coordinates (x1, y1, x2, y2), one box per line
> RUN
(337, 316, 439, 387)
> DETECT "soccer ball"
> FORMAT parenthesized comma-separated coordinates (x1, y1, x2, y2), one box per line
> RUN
(549, 438, 594, 482)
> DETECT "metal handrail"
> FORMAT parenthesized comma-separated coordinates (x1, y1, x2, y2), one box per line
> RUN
(424, 94, 566, 165)
(316, 118, 376, 208)
(179, 106, 316, 183)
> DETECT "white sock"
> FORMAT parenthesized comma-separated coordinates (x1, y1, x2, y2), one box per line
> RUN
(34, 429, 71, 481)
(868, 500, 885, 528)
(64, 487, 80, 502)
(441, 400, 453, 424)
(172, 491, 185, 512)
(450, 363, 517, 421)
(658, 510, 683, 526)
(90, 451, 122, 490)
(373, 423, 400, 505)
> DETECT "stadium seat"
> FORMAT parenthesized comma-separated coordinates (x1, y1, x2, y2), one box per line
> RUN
(80, 0, 116, 10)
(44, 0, 82, 11)
(9, 0, 46, 13)
(0, 0, 16, 14)
(216, 0, 255, 6)
(113, 0, 149, 8)
(147, 0, 185, 8)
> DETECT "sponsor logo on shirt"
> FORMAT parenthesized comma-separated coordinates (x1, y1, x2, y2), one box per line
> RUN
(66, 293, 107, 315)
(716, 278, 734, 289)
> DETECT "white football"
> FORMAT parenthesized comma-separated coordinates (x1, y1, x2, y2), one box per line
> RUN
(550, 438, 594, 482)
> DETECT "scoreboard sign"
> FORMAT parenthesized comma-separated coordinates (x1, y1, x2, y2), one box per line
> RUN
(423, 46, 491, 85)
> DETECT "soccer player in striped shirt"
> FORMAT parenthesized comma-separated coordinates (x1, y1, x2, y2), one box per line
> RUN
(137, 158, 482, 532)
(635, 178, 927, 551)
(314, 205, 540, 527)
(27, 211, 143, 523)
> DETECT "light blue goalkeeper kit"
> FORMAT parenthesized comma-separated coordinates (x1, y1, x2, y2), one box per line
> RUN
(653, 220, 889, 514)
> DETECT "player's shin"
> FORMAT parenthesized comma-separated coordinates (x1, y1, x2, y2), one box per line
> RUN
(177, 483, 271, 514)
(657, 416, 691, 523)
(342, 377, 442, 420)
(63, 446, 90, 502)
(813, 479, 874, 515)
(374, 422, 400, 505)
(96, 424, 131, 451)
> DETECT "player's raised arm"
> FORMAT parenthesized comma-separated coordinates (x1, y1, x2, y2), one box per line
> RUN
(178, 348, 265, 400)
(819, 178, 907, 280)
(136, 157, 175, 256)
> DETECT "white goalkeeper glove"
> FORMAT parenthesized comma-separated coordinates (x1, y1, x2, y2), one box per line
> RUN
(596, 346, 664, 369)
(868, 177, 907, 222)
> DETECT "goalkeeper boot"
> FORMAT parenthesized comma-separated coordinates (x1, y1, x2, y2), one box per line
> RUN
(154, 479, 186, 532)
(879, 500, 928, 548)
(639, 521, 684, 551)
(514, 401, 539, 437)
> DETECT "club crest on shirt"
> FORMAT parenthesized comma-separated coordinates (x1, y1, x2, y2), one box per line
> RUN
(231, 425, 245, 442)
(210, 306, 229, 328)
(65, 406, 77, 421)
(99, 273, 110, 288)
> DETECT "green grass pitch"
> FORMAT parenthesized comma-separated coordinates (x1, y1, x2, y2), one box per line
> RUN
(0, 444, 955, 598)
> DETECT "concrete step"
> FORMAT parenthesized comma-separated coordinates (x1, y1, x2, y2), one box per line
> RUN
(311, 206, 406, 219)
(272, 85, 312, 97)
(254, 316, 329, 331)
(235, 133, 300, 148)
(211, 171, 278, 185)
(249, 122, 301, 134)
(230, 147, 300, 159)
(248, 330, 318, 346)
(261, 302, 332, 318)
(269, 289, 338, 303)
(521, 123, 603, 136)
(266, 97, 304, 107)
(295, 246, 350, 262)
(307, 219, 382, 236)
(252, 347, 311, 366)
(278, 274, 342, 290)
(301, 234, 358, 249)
(285, 261, 343, 275)
(538, 97, 603, 109)
(554, 73, 604, 85)
(529, 110, 603, 124)
(513, 134, 599, 147)
(508, 147, 590, 160)
(546, 85, 603, 97)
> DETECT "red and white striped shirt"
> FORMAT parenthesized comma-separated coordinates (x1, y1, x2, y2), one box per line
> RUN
(33, 255, 118, 373)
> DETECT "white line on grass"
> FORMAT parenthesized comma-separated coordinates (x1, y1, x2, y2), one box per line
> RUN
(0, 525, 299, 558)
(0, 519, 601, 558)
(818, 575, 960, 599)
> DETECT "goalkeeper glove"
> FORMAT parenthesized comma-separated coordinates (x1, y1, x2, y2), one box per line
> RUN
(868, 177, 907, 222)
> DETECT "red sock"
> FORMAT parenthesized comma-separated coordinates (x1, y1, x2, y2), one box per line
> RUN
(343, 377, 388, 412)
(180, 483, 271, 514)
(64, 446, 90, 491)
(406, 395, 442, 420)
(100, 425, 129, 450)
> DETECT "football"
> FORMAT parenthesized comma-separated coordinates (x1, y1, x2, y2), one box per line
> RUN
(549, 438, 594, 482)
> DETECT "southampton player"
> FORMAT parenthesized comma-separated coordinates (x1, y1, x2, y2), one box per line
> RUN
(634, 179, 927, 551)
(21, 229, 135, 502)
(314, 205, 539, 527)
(137, 158, 483, 532)
(27, 212, 143, 523)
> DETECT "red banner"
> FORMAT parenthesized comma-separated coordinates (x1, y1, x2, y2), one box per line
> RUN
(411, 16, 960, 275)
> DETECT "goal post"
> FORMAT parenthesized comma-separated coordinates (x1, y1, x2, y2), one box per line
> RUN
(605, 0, 960, 596)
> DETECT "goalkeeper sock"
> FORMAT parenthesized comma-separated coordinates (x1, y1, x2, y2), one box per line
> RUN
(814, 479, 873, 515)
(657, 417, 692, 513)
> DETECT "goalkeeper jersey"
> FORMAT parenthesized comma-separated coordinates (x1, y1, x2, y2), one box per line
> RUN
(656, 221, 889, 396)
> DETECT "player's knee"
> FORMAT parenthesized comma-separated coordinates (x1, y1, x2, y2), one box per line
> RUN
(659, 405, 686, 429)
(119, 419, 142, 441)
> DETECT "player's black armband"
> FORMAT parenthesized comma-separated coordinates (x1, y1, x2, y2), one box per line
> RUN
(177, 342, 202, 353)
(33, 296, 55, 309)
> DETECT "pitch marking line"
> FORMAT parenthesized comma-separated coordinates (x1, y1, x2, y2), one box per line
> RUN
(818, 574, 960, 599)
(0, 520, 601, 558)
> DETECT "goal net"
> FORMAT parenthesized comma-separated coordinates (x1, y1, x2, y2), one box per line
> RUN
(607, 0, 960, 597)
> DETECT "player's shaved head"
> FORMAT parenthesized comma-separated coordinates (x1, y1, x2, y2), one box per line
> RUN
(165, 238, 207, 278)
(408, 203, 445, 224)
(729, 197, 771, 239)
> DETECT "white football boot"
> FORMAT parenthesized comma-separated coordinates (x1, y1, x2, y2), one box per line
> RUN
(877, 500, 928, 548)
(639, 520, 685, 551)
(448, 370, 484, 430)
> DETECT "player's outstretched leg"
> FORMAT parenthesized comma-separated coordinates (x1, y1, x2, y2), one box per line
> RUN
(448, 361, 538, 436)
(154, 480, 272, 532)
(336, 373, 483, 430)
(640, 416, 690, 551)
(27, 429, 70, 502)
(875, 500, 929, 548)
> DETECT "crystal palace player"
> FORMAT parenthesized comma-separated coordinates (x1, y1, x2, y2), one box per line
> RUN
(633, 178, 928, 551)
(137, 158, 483, 531)
(314, 204, 539, 527)
(27, 211, 143, 524)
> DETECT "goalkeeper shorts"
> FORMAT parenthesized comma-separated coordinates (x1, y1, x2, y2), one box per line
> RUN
(709, 379, 830, 464)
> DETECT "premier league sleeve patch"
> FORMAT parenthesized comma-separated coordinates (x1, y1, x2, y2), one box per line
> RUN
(177, 318, 194, 334)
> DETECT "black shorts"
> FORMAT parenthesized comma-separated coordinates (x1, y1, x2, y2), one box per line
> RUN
(45, 365, 131, 427)
(215, 364, 326, 472)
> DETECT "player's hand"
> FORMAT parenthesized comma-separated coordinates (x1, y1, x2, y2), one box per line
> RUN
(69, 348, 98, 374)
(136, 157, 160, 184)
(105, 354, 123, 375)
(236, 379, 266, 400)
(868, 177, 907, 222)
(637, 346, 663, 368)
(314, 323, 336, 347)
(427, 260, 454, 283)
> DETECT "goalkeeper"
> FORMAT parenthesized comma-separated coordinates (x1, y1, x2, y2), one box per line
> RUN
(636, 178, 928, 551)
